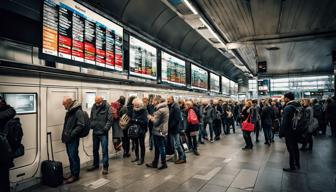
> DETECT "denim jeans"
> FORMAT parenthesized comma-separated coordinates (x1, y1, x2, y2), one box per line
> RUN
(66, 138, 80, 177)
(170, 133, 186, 160)
(93, 134, 109, 169)
(198, 121, 207, 142)
(262, 123, 272, 143)
(153, 135, 167, 165)
(204, 121, 214, 140)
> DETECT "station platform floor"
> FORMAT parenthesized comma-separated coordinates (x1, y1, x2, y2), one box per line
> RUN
(26, 129, 336, 192)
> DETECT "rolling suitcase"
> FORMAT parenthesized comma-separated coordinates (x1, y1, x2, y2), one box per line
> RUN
(41, 132, 63, 187)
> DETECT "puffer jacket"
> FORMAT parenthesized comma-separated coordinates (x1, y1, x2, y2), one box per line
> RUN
(131, 106, 148, 132)
(152, 102, 169, 137)
(62, 101, 85, 143)
(90, 100, 112, 135)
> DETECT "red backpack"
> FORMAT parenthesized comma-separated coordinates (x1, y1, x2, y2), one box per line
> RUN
(188, 108, 199, 125)
(111, 101, 121, 120)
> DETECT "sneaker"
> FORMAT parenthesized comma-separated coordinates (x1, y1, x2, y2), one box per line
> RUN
(102, 168, 108, 175)
(194, 151, 200, 156)
(210, 139, 214, 143)
(87, 165, 99, 172)
(175, 159, 186, 164)
(65, 176, 79, 184)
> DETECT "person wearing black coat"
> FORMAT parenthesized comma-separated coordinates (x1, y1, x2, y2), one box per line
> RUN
(122, 96, 136, 158)
(130, 98, 148, 165)
(241, 101, 253, 150)
(62, 97, 84, 184)
(167, 96, 186, 164)
(261, 100, 274, 145)
(279, 92, 301, 172)
(0, 96, 16, 192)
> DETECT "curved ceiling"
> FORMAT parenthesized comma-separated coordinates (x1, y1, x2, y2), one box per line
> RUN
(81, 0, 245, 81)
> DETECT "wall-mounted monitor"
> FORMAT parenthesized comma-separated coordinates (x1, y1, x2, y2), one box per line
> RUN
(42, 0, 123, 71)
(129, 36, 157, 80)
(210, 73, 220, 92)
(161, 51, 186, 86)
(191, 64, 208, 91)
(222, 76, 230, 95)
(1, 93, 37, 114)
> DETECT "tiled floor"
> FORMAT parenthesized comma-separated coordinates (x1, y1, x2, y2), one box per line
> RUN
(26, 129, 336, 192)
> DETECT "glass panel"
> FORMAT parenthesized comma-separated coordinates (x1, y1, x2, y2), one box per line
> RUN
(3, 93, 37, 114)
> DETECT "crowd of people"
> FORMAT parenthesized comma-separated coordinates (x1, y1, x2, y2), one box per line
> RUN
(1, 93, 336, 190)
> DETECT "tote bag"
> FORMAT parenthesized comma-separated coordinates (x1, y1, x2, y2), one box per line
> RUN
(242, 114, 254, 132)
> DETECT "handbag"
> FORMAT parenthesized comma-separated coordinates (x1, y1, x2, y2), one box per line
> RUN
(119, 114, 130, 129)
(127, 124, 141, 139)
(242, 114, 254, 132)
(188, 109, 199, 125)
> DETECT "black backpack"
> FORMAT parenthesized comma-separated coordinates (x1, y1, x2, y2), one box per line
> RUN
(2, 118, 24, 158)
(291, 106, 309, 136)
(79, 110, 90, 138)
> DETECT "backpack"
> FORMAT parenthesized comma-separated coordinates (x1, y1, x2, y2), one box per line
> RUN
(79, 110, 91, 138)
(111, 101, 121, 120)
(291, 106, 309, 136)
(2, 118, 24, 158)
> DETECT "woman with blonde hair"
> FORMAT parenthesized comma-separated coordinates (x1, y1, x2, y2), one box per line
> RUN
(185, 101, 201, 155)
(241, 100, 253, 150)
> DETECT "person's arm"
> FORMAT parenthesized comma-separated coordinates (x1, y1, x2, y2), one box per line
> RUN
(104, 105, 113, 131)
(0, 107, 16, 120)
(279, 106, 291, 137)
(71, 110, 85, 138)
(152, 109, 162, 127)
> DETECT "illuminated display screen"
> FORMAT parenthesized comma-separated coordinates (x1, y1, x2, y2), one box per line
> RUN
(161, 51, 186, 86)
(222, 76, 230, 95)
(129, 36, 157, 80)
(210, 73, 220, 92)
(191, 64, 208, 90)
(42, 0, 123, 71)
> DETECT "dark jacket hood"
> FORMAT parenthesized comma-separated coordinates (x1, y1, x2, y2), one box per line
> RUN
(286, 100, 300, 108)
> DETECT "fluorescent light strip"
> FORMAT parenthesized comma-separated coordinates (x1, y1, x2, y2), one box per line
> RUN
(199, 18, 226, 47)
(184, 0, 198, 15)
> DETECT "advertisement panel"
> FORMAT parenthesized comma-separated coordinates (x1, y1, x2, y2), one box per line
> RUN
(191, 64, 208, 90)
(161, 51, 186, 86)
(210, 73, 220, 92)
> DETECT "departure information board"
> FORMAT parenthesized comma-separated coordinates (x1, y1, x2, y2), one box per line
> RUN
(210, 73, 220, 92)
(191, 64, 208, 90)
(161, 51, 186, 86)
(129, 36, 157, 80)
(42, 0, 123, 71)
(222, 76, 230, 95)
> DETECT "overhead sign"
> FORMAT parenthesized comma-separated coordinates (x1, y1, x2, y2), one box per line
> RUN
(210, 73, 220, 92)
(161, 51, 186, 86)
(42, 0, 123, 71)
(129, 36, 157, 80)
(191, 64, 208, 91)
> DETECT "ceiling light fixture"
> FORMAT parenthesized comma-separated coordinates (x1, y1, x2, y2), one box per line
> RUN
(199, 18, 226, 48)
(183, 0, 198, 15)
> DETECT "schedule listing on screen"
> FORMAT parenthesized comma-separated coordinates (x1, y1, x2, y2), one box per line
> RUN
(161, 51, 186, 86)
(210, 73, 220, 92)
(129, 36, 157, 80)
(42, 0, 123, 71)
(191, 64, 208, 90)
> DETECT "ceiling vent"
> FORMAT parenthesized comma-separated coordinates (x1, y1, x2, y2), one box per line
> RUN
(266, 47, 280, 51)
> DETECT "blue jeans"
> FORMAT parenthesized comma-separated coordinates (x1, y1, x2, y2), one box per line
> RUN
(93, 134, 109, 169)
(170, 133, 186, 160)
(153, 135, 166, 165)
(198, 121, 207, 141)
(66, 138, 80, 177)
(262, 123, 272, 143)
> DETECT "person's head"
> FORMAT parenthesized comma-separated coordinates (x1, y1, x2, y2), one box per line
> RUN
(245, 100, 252, 108)
(0, 96, 7, 110)
(213, 99, 219, 105)
(263, 99, 270, 106)
(210, 99, 214, 105)
(143, 97, 149, 106)
(167, 96, 174, 105)
(127, 96, 136, 106)
(62, 96, 74, 110)
(133, 98, 144, 110)
(153, 95, 165, 106)
(218, 99, 223, 105)
(95, 96, 104, 106)
(178, 99, 185, 108)
(185, 101, 193, 110)
(252, 99, 258, 106)
(302, 98, 311, 107)
(118, 96, 126, 106)
(284, 92, 295, 103)
(312, 98, 318, 105)
(271, 101, 276, 106)
(201, 99, 208, 106)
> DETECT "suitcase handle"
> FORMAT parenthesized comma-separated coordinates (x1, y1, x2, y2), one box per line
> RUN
(46, 132, 54, 161)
